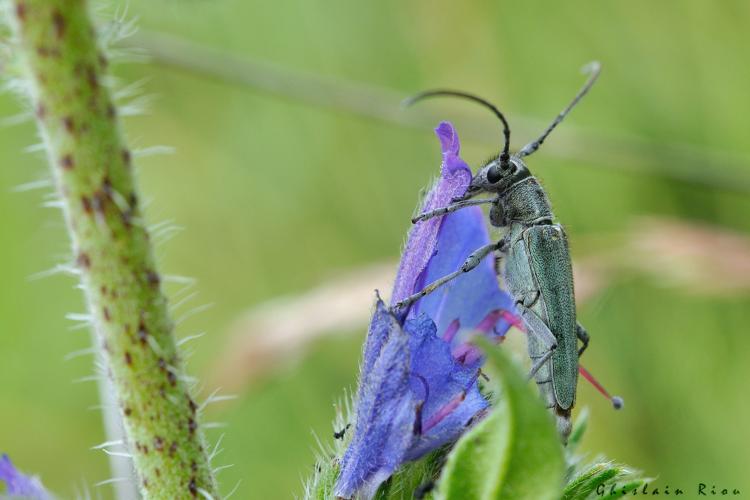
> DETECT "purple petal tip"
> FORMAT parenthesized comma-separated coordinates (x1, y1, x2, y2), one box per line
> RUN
(0, 454, 50, 499)
(435, 121, 460, 157)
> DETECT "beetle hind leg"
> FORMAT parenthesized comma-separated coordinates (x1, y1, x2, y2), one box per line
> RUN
(527, 349, 555, 380)
(576, 322, 590, 357)
(516, 305, 558, 380)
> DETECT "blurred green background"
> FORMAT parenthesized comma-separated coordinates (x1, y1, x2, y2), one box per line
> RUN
(2, 0, 749, 498)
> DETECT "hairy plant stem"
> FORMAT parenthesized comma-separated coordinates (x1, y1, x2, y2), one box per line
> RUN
(7, 1, 219, 497)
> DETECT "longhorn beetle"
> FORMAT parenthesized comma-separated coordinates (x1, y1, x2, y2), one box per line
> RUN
(395, 62, 622, 442)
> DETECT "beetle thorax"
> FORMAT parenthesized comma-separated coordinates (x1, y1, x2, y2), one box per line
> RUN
(496, 174, 554, 226)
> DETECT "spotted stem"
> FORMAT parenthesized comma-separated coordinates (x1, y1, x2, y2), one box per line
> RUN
(7, 1, 219, 497)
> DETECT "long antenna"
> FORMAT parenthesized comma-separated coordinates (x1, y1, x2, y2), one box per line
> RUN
(518, 61, 601, 158)
(404, 90, 512, 168)
(579, 364, 623, 410)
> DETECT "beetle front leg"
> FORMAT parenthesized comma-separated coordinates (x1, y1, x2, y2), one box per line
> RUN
(412, 198, 494, 224)
(393, 241, 501, 311)
(493, 237, 510, 274)
(576, 322, 590, 357)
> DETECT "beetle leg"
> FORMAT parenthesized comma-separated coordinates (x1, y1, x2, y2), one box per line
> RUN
(528, 349, 555, 380)
(394, 241, 501, 310)
(411, 198, 495, 224)
(494, 254, 503, 275)
(493, 239, 509, 274)
(576, 322, 590, 357)
(520, 290, 540, 308)
(516, 305, 558, 380)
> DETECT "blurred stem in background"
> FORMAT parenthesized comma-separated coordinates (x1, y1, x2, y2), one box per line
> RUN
(129, 31, 750, 196)
(6, 1, 218, 498)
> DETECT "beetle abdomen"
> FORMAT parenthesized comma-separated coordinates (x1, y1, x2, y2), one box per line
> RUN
(524, 224, 578, 410)
(503, 225, 557, 408)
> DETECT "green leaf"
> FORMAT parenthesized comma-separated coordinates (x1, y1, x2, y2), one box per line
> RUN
(598, 478, 648, 500)
(562, 462, 618, 500)
(435, 342, 565, 500)
(561, 409, 650, 500)
(373, 448, 446, 500)
(563, 460, 650, 500)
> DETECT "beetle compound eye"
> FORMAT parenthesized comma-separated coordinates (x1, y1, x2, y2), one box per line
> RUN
(486, 165, 503, 184)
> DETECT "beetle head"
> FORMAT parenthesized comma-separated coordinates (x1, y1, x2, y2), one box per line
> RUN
(407, 62, 603, 203)
(459, 155, 528, 199)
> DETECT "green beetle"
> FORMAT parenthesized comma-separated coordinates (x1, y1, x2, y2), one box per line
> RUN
(396, 62, 622, 442)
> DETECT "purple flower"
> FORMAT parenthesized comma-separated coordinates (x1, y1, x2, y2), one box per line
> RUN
(335, 122, 519, 499)
(0, 454, 51, 499)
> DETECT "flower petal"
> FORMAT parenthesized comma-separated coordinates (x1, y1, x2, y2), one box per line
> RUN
(412, 200, 514, 336)
(403, 313, 489, 461)
(391, 122, 473, 308)
(337, 122, 522, 499)
(0, 454, 51, 499)
(335, 300, 417, 499)
(407, 136, 516, 362)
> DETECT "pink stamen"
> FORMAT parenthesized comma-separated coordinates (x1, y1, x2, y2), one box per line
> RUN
(500, 310, 525, 332)
(442, 319, 460, 342)
(476, 309, 504, 332)
(452, 333, 505, 364)
(423, 391, 466, 433)
(460, 346, 484, 366)
(451, 342, 473, 362)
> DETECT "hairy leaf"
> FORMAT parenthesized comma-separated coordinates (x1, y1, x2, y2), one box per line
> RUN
(436, 343, 565, 500)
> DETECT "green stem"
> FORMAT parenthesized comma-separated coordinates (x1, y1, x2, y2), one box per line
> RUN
(7, 1, 219, 497)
